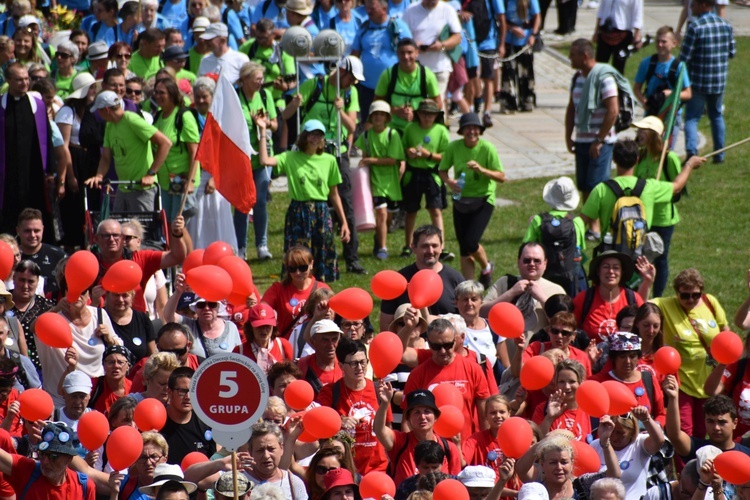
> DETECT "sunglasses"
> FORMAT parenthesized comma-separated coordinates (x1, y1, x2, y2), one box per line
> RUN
(126, 88, 143, 96)
(195, 301, 218, 309)
(55, 52, 72, 59)
(287, 264, 309, 273)
(522, 258, 542, 265)
(428, 340, 455, 351)
(162, 346, 188, 356)
(679, 292, 702, 301)
(315, 465, 339, 475)
(549, 327, 574, 337)
(116, 53, 131, 59)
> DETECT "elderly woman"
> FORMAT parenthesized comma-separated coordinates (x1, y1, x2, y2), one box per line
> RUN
(0, 36, 14, 87)
(234, 303, 293, 372)
(532, 359, 590, 440)
(235, 61, 278, 261)
(455, 281, 508, 371)
(89, 345, 133, 414)
(52, 40, 80, 98)
(121, 220, 167, 321)
(653, 268, 730, 438)
(439, 113, 506, 287)
(130, 352, 181, 404)
(105, 290, 157, 364)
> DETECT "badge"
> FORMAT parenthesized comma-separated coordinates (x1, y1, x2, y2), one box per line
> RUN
(43, 432, 55, 442)
(709, 320, 717, 328)
(133, 338, 143, 346)
(289, 298, 299, 307)
(58, 432, 70, 443)
(635, 387, 645, 397)
(88, 338, 97, 346)
(219, 342, 228, 350)
(551, 218, 561, 227)
(4, 311, 13, 318)
(620, 460, 631, 470)
(38, 442, 49, 451)
(423, 136, 431, 144)
(487, 451, 497, 461)
(204, 430, 213, 441)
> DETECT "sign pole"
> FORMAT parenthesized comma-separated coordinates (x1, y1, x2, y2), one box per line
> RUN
(232, 451, 239, 500)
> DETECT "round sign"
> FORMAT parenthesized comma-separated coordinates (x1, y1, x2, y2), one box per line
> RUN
(190, 353, 269, 434)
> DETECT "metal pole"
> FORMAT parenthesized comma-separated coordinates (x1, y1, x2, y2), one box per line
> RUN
(336, 60, 342, 160)
(295, 59, 301, 137)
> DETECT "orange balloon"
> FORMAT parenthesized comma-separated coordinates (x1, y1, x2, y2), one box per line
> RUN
(371, 271, 408, 300)
(134, 398, 167, 431)
(183, 249, 205, 274)
(303, 407, 342, 439)
(203, 241, 234, 265)
(602, 380, 637, 415)
(714, 450, 750, 485)
(102, 260, 143, 293)
(360, 471, 396, 498)
(77, 411, 109, 450)
(487, 302, 525, 339)
(186, 265, 233, 302)
(106, 426, 144, 471)
(571, 440, 601, 476)
(433, 478, 469, 500)
(369, 331, 402, 379)
(218, 256, 255, 296)
(18, 389, 53, 421)
(576, 380, 610, 418)
(711, 331, 744, 366)
(653, 346, 682, 375)
(65, 250, 99, 302)
(0, 241, 14, 281)
(181, 451, 210, 471)
(408, 269, 443, 309)
(328, 287, 373, 320)
(34, 312, 73, 349)
(520, 356, 555, 391)
(284, 380, 314, 410)
(432, 383, 463, 409)
(497, 416, 534, 459)
(433, 405, 464, 438)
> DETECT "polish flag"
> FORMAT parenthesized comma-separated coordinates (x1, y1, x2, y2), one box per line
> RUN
(196, 73, 256, 213)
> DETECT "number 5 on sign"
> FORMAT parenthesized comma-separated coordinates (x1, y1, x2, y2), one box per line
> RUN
(218, 371, 239, 397)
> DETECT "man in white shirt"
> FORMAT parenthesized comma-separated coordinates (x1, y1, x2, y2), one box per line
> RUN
(197, 22, 250, 84)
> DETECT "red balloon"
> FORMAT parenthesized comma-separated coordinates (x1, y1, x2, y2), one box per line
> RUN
(183, 249, 205, 274)
(298, 429, 317, 443)
(18, 389, 53, 421)
(102, 260, 143, 293)
(186, 265, 233, 302)
(181, 451, 209, 471)
(134, 398, 167, 431)
(369, 331, 403, 379)
(65, 250, 99, 302)
(0, 241, 14, 281)
(714, 450, 750, 485)
(77, 411, 109, 450)
(371, 271, 408, 300)
(654, 346, 682, 375)
(408, 270, 443, 309)
(576, 380, 610, 418)
(303, 407, 342, 439)
(106, 426, 144, 471)
(34, 312, 73, 349)
(218, 256, 255, 296)
(497, 416, 534, 459)
(284, 380, 314, 410)
(520, 356, 555, 390)
(711, 331, 744, 366)
(328, 288, 373, 320)
(433, 478, 469, 500)
(203, 241, 234, 265)
(571, 440, 601, 476)
(432, 383, 463, 409)
(433, 405, 464, 438)
(602, 380, 638, 415)
(360, 471, 396, 498)
(487, 302, 525, 339)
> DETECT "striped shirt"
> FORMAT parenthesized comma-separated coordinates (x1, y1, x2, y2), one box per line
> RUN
(572, 72, 618, 143)
(680, 12, 735, 95)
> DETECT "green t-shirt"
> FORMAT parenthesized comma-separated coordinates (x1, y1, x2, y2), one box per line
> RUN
(634, 151, 681, 227)
(374, 64, 440, 132)
(523, 210, 587, 251)
(129, 50, 164, 79)
(298, 75, 359, 151)
(154, 108, 201, 189)
(402, 121, 450, 186)
(239, 39, 295, 106)
(354, 127, 405, 201)
(581, 175, 674, 236)
(238, 88, 278, 169)
(188, 48, 207, 75)
(103, 111, 158, 182)
(54, 70, 77, 99)
(274, 151, 342, 201)
(176, 68, 197, 84)
(438, 138, 503, 202)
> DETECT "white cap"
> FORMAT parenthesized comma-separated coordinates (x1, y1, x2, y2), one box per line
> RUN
(518, 483, 550, 500)
(90, 91, 121, 112)
(63, 371, 93, 394)
(191, 16, 211, 33)
(457, 465, 496, 488)
(200, 22, 229, 40)
(310, 319, 343, 337)
(341, 55, 365, 82)
(17, 15, 40, 28)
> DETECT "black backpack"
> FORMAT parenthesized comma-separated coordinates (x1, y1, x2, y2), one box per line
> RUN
(539, 213, 577, 293)
(464, 0, 496, 44)
(386, 63, 428, 105)
(153, 107, 203, 152)
(304, 75, 352, 115)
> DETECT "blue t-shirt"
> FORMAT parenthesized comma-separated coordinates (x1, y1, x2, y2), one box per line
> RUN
(0, 18, 15, 38)
(87, 21, 120, 45)
(312, 4, 338, 30)
(80, 13, 97, 32)
(352, 17, 412, 89)
(252, 0, 289, 30)
(476, 0, 505, 52)
(161, 0, 188, 28)
(329, 14, 364, 55)
(634, 55, 692, 97)
(221, 5, 246, 43)
(505, 0, 540, 46)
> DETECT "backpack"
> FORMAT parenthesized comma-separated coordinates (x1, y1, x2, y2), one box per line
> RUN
(604, 178, 648, 260)
(386, 63, 428, 105)
(580, 286, 636, 327)
(388, 433, 453, 477)
(359, 17, 402, 52)
(153, 107, 203, 152)
(464, 0, 496, 44)
(21, 462, 89, 499)
(303, 75, 352, 115)
(644, 56, 681, 117)
(539, 213, 577, 293)
(615, 79, 636, 132)
(222, 7, 252, 40)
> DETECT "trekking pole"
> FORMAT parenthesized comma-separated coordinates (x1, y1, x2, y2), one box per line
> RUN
(295, 59, 301, 137)
(336, 59, 342, 161)
(703, 136, 750, 159)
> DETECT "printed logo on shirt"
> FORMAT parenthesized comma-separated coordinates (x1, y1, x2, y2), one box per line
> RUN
(428, 380, 468, 395)
(349, 401, 377, 437)
(597, 319, 617, 342)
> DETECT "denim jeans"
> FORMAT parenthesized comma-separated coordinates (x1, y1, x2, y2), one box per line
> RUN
(651, 224, 675, 298)
(684, 92, 725, 161)
(233, 166, 272, 251)
(574, 141, 614, 192)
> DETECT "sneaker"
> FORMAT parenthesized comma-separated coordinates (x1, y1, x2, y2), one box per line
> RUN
(479, 263, 494, 289)
(347, 262, 368, 275)
(439, 251, 455, 262)
(587, 0, 599, 8)
(585, 229, 601, 242)
(238, 247, 247, 260)
(482, 112, 494, 128)
(257, 245, 273, 260)
(400, 246, 413, 257)
(376, 248, 388, 260)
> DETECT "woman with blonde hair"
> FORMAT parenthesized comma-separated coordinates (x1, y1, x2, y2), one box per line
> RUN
(130, 351, 181, 404)
(12, 27, 41, 66)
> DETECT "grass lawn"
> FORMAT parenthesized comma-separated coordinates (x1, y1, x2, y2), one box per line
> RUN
(245, 39, 750, 331)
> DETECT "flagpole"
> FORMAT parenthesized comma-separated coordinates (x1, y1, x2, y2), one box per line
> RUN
(703, 135, 750, 158)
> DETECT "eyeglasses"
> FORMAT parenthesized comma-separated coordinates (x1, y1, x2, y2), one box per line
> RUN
(123, 234, 139, 242)
(679, 292, 702, 301)
(287, 264, 309, 273)
(341, 321, 363, 329)
(55, 52, 72, 59)
(172, 388, 190, 397)
(126, 88, 143, 96)
(0, 298, 5, 305)
(162, 346, 188, 356)
(30, 75, 44, 81)
(195, 301, 218, 309)
(40, 452, 62, 461)
(116, 53, 131, 59)
(98, 233, 122, 240)
(522, 258, 542, 265)
(104, 358, 128, 367)
(549, 327, 574, 337)
(138, 453, 164, 464)
(428, 339, 455, 351)
(315, 465, 339, 475)
(343, 359, 368, 368)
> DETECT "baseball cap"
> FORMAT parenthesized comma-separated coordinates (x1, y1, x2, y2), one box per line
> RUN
(457, 465, 496, 488)
(631, 115, 664, 136)
(214, 471, 251, 496)
(162, 45, 189, 61)
(63, 370, 93, 395)
(37, 423, 77, 456)
(90, 91, 121, 112)
(87, 41, 110, 61)
(302, 119, 326, 134)
(248, 303, 277, 328)
(310, 319, 342, 337)
(191, 16, 211, 33)
(17, 15, 40, 28)
(341, 55, 365, 82)
(200, 23, 229, 40)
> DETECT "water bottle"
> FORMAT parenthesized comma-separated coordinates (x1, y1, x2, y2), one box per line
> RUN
(453, 172, 466, 201)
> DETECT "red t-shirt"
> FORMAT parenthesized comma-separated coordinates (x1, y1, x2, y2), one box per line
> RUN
(388, 431, 461, 486)
(573, 289, 644, 343)
(591, 370, 666, 426)
(462, 429, 523, 497)
(316, 379, 392, 475)
(402, 355, 491, 440)
(92, 378, 133, 415)
(521, 388, 552, 420)
(531, 404, 592, 441)
(0, 389, 22, 437)
(234, 337, 294, 366)
(261, 279, 331, 338)
(9, 455, 95, 500)
(297, 354, 342, 396)
(98, 250, 163, 312)
(721, 361, 750, 438)
(522, 342, 593, 378)
(0, 429, 16, 497)
(129, 354, 201, 393)
(416, 349, 500, 395)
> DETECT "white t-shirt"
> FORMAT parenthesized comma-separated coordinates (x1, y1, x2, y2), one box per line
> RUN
(465, 319, 501, 368)
(54, 106, 81, 146)
(144, 270, 166, 320)
(595, 0, 643, 31)
(591, 433, 653, 499)
(244, 470, 309, 500)
(403, 1, 461, 74)
(198, 49, 251, 85)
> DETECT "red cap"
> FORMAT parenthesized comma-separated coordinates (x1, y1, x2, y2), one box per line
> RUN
(247, 303, 277, 328)
(322, 468, 358, 499)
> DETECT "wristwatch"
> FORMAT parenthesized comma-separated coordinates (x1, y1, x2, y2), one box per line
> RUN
(594, 137, 605, 144)
(147, 169, 158, 176)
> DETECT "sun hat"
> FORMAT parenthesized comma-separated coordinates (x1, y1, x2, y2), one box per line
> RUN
(139, 464, 198, 495)
(341, 55, 365, 82)
(416, 98, 441, 114)
(368, 100, 391, 118)
(457, 112, 485, 134)
(608, 331, 642, 352)
(457, 465, 496, 488)
(90, 90, 121, 112)
(302, 119, 326, 134)
(214, 471, 252, 496)
(248, 303, 277, 328)
(311, 319, 343, 337)
(631, 115, 664, 136)
(191, 16, 211, 33)
(87, 41, 110, 61)
(388, 303, 428, 332)
(0, 282, 14, 309)
(63, 370, 93, 394)
(542, 176, 580, 211)
(588, 250, 635, 285)
(67, 73, 100, 100)
(200, 22, 229, 40)
(162, 45, 189, 61)
(321, 468, 361, 500)
(285, 0, 313, 15)
(37, 422, 77, 456)
(405, 389, 441, 418)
